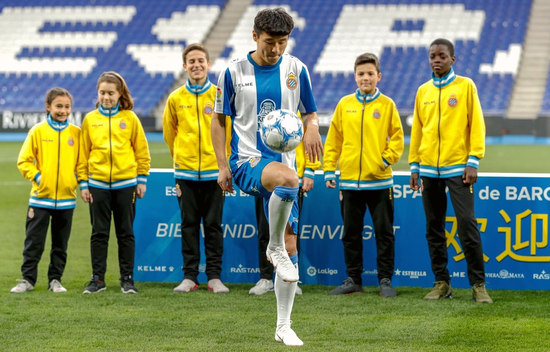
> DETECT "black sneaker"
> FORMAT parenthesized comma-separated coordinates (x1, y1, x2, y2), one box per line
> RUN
(329, 277, 364, 295)
(83, 275, 106, 294)
(121, 276, 138, 294)
(379, 278, 397, 298)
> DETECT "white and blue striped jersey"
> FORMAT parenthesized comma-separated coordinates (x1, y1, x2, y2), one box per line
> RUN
(214, 52, 317, 172)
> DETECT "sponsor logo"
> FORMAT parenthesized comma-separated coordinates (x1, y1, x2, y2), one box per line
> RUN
(394, 269, 427, 279)
(137, 265, 175, 272)
(372, 109, 381, 119)
(230, 264, 260, 274)
(485, 269, 524, 279)
(306, 266, 338, 277)
(533, 270, 550, 280)
(286, 72, 298, 90)
(203, 102, 213, 116)
(257, 99, 276, 129)
(363, 269, 378, 276)
(119, 119, 127, 129)
(28, 207, 34, 219)
(68, 136, 74, 146)
(448, 93, 458, 107)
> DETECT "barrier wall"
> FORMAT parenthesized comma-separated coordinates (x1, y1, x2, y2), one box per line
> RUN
(134, 170, 550, 290)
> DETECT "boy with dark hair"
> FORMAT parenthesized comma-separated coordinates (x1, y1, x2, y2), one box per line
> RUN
(211, 7, 323, 347)
(324, 53, 404, 298)
(409, 38, 492, 304)
(163, 43, 230, 294)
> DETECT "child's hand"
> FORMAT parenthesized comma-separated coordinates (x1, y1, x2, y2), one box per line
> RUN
(326, 180, 336, 189)
(137, 184, 147, 198)
(81, 189, 91, 203)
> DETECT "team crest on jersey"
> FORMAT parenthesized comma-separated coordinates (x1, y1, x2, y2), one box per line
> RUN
(373, 109, 381, 119)
(176, 184, 182, 197)
(448, 94, 458, 107)
(286, 72, 298, 90)
(28, 207, 34, 219)
(119, 120, 127, 129)
(68, 136, 74, 146)
(249, 157, 261, 167)
(203, 102, 213, 116)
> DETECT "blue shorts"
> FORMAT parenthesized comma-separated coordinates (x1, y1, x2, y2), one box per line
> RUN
(233, 157, 299, 234)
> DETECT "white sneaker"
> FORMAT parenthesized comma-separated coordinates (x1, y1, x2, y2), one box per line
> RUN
(173, 279, 198, 293)
(49, 279, 67, 293)
(275, 323, 304, 346)
(10, 279, 34, 293)
(208, 279, 229, 293)
(295, 284, 303, 295)
(249, 279, 274, 295)
(266, 247, 299, 283)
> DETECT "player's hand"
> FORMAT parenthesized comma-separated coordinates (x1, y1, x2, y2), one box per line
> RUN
(218, 167, 234, 193)
(81, 189, 91, 203)
(410, 173, 420, 191)
(303, 126, 324, 163)
(302, 177, 314, 192)
(326, 180, 336, 189)
(463, 166, 478, 184)
(137, 184, 147, 198)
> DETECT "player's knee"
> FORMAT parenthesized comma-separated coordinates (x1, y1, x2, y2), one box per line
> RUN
(279, 170, 299, 188)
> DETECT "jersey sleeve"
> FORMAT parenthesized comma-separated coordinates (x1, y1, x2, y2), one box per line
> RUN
(214, 67, 236, 117)
(298, 64, 317, 114)
(17, 126, 40, 182)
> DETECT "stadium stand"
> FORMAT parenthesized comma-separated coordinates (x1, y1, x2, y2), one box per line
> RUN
(0, 0, 543, 127)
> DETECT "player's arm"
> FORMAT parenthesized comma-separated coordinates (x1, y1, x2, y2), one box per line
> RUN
(132, 114, 150, 198)
(323, 103, 343, 189)
(211, 112, 233, 193)
(302, 113, 323, 163)
(409, 89, 423, 191)
(463, 80, 485, 185)
(77, 119, 91, 202)
(162, 95, 177, 158)
(17, 127, 41, 184)
(382, 104, 404, 168)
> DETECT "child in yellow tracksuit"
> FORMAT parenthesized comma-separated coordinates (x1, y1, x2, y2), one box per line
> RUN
(78, 71, 150, 294)
(324, 53, 404, 297)
(12, 87, 80, 294)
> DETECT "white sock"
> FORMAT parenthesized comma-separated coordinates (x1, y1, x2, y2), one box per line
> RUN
(268, 186, 298, 251)
(275, 264, 297, 327)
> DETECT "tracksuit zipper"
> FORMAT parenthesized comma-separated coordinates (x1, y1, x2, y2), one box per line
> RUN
(109, 110, 113, 188)
(437, 86, 442, 177)
(358, 97, 366, 189)
(196, 93, 201, 180)
(55, 129, 61, 209)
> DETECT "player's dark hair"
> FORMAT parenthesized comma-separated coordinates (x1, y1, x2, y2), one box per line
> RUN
(430, 38, 455, 57)
(354, 53, 380, 73)
(254, 7, 294, 36)
(96, 71, 134, 110)
(45, 87, 73, 113)
(183, 43, 210, 64)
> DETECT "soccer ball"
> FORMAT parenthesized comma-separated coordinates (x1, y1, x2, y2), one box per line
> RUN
(260, 109, 304, 153)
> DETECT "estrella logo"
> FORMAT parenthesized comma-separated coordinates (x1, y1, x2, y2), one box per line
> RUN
(448, 94, 458, 107)
(249, 157, 260, 167)
(373, 109, 381, 119)
(119, 119, 127, 129)
(203, 102, 213, 116)
(286, 73, 297, 90)
(68, 136, 74, 146)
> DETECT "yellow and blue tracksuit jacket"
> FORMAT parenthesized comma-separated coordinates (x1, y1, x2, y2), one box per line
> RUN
(163, 78, 230, 181)
(323, 88, 404, 190)
(17, 115, 81, 209)
(409, 67, 485, 178)
(78, 103, 151, 189)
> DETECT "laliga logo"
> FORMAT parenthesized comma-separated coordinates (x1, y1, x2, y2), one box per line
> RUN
(307, 266, 338, 276)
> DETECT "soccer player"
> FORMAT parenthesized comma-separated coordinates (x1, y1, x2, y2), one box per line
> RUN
(79, 72, 151, 294)
(12, 88, 80, 294)
(249, 139, 321, 296)
(409, 38, 492, 304)
(211, 8, 323, 346)
(323, 53, 404, 298)
(163, 43, 230, 294)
